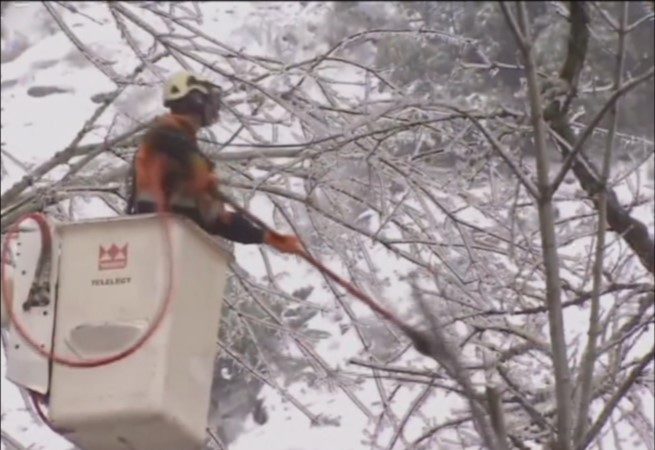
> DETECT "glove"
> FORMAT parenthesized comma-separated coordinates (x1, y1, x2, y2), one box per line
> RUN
(264, 231, 305, 255)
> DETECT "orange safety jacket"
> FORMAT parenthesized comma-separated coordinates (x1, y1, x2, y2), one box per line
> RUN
(126, 113, 265, 244)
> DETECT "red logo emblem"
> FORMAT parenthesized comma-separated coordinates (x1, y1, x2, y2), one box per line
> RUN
(98, 244, 128, 270)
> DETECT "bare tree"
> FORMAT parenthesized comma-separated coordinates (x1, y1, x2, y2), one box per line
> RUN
(1, 2, 653, 449)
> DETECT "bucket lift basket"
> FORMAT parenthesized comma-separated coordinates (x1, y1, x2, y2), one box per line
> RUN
(2, 214, 231, 450)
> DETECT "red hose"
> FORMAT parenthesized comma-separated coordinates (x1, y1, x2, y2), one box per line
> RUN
(1, 212, 175, 368)
(29, 389, 72, 434)
(215, 191, 410, 332)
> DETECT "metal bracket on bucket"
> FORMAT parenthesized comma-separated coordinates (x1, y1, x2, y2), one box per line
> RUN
(4, 217, 58, 395)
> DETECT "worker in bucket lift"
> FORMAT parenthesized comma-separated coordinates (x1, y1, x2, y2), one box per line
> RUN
(126, 71, 303, 254)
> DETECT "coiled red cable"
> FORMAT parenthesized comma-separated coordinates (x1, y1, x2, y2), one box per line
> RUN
(1, 212, 175, 368)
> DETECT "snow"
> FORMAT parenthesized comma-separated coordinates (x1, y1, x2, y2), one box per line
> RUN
(1, 350, 73, 450)
(1, 3, 410, 449)
(2, 2, 654, 450)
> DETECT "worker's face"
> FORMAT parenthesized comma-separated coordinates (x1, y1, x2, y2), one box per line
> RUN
(202, 86, 221, 125)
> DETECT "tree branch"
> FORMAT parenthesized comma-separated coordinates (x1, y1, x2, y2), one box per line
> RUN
(42, 1, 122, 82)
(0, 49, 165, 206)
(514, 3, 573, 449)
(574, 3, 628, 443)
(578, 346, 655, 450)
(498, 2, 527, 51)
(550, 67, 655, 193)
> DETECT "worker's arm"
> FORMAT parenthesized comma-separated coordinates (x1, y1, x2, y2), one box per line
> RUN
(211, 210, 265, 244)
(209, 210, 303, 254)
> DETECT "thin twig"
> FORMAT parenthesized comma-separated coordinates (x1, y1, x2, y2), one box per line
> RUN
(579, 346, 655, 450)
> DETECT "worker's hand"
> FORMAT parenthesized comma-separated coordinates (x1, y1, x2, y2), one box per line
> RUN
(264, 231, 305, 255)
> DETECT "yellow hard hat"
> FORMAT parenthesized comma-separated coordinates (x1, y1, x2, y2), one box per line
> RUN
(163, 71, 214, 105)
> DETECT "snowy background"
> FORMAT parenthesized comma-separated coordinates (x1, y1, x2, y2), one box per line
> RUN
(1, 2, 654, 450)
